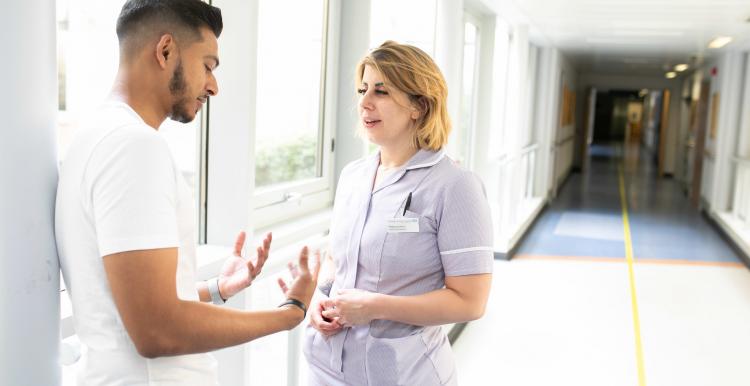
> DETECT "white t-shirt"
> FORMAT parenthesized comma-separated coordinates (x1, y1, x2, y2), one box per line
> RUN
(55, 101, 218, 385)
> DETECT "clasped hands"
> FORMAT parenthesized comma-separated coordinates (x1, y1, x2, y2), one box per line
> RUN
(310, 288, 380, 336)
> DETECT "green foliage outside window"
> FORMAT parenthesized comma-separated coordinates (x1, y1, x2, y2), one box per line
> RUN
(255, 133, 318, 187)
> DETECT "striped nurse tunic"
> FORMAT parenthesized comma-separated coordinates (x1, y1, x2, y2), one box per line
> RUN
(303, 149, 494, 386)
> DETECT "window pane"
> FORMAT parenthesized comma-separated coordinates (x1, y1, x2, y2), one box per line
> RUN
(56, 0, 203, 218)
(370, 0, 436, 55)
(254, 0, 326, 188)
(458, 21, 479, 166)
(56, 0, 123, 162)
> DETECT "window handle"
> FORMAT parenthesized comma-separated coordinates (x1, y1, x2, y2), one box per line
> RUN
(255, 191, 303, 210)
(283, 191, 302, 203)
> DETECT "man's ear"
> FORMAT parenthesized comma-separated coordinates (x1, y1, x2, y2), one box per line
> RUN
(155, 34, 175, 70)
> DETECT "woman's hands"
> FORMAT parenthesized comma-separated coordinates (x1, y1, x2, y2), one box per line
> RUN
(309, 297, 343, 337)
(320, 289, 381, 327)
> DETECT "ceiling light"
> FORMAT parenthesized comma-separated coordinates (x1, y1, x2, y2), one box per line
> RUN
(665, 72, 677, 79)
(674, 64, 689, 72)
(708, 36, 733, 49)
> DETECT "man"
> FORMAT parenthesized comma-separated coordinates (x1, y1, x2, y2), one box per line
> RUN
(55, 1, 318, 384)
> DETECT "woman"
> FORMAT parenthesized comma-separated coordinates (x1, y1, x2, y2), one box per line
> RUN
(303, 41, 493, 386)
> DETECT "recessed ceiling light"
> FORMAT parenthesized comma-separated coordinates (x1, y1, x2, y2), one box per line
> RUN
(674, 64, 689, 72)
(666, 72, 677, 79)
(708, 36, 733, 49)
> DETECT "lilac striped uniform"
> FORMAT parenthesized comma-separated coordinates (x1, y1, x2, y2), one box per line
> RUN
(303, 149, 494, 385)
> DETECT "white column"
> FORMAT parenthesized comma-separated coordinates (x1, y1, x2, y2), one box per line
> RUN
(207, 0, 257, 245)
(334, 0, 370, 185)
(534, 47, 561, 197)
(471, 15, 496, 180)
(434, 0, 464, 158)
(0, 1, 60, 385)
(506, 25, 530, 152)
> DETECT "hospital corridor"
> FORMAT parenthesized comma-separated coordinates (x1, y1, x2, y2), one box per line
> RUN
(453, 142, 750, 385)
(2, 0, 750, 385)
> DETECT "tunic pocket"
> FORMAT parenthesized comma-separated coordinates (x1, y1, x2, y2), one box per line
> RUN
(364, 332, 442, 386)
(303, 324, 332, 368)
(424, 334, 456, 385)
(381, 211, 440, 278)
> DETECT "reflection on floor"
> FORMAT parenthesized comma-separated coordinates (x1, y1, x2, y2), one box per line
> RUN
(453, 142, 750, 385)
(516, 143, 742, 264)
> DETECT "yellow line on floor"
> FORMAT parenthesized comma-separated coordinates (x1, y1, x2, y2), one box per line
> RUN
(512, 254, 745, 268)
(618, 166, 647, 386)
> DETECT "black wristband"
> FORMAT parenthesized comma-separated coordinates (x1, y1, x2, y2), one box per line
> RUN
(278, 298, 307, 318)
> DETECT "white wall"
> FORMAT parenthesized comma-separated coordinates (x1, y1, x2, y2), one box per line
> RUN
(0, 1, 60, 385)
(333, 0, 370, 185)
(700, 51, 747, 211)
(555, 56, 578, 187)
(738, 53, 750, 160)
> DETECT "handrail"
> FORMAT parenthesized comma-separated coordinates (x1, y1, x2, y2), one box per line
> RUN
(494, 154, 508, 163)
(555, 135, 575, 146)
(495, 143, 539, 166)
(520, 143, 539, 155)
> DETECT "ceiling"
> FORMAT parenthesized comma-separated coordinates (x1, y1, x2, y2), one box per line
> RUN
(511, 0, 750, 76)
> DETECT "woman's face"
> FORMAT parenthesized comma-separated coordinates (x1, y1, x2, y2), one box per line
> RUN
(357, 65, 419, 148)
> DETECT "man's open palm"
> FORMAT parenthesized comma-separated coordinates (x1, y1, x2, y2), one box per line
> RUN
(218, 231, 271, 299)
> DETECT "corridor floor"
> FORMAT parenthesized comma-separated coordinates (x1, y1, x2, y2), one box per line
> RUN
(453, 143, 750, 386)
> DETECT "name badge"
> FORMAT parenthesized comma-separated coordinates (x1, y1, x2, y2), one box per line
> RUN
(387, 217, 419, 233)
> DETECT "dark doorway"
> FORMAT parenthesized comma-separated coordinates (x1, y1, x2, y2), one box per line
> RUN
(592, 90, 643, 143)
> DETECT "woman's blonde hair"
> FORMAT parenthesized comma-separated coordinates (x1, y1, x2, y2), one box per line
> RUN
(356, 41, 451, 151)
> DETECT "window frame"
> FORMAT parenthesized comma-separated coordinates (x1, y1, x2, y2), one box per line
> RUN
(459, 11, 483, 170)
(250, 0, 335, 229)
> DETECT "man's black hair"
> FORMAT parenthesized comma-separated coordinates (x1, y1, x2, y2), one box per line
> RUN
(116, 0, 222, 53)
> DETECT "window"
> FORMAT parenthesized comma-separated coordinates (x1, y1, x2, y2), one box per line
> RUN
(56, 0, 206, 233)
(251, 0, 333, 228)
(457, 18, 481, 168)
(489, 20, 512, 159)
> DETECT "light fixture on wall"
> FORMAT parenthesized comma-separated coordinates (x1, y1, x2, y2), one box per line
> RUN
(665, 71, 677, 79)
(708, 36, 733, 49)
(674, 64, 689, 72)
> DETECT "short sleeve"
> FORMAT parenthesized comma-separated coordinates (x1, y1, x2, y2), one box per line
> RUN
(86, 128, 180, 256)
(437, 170, 494, 276)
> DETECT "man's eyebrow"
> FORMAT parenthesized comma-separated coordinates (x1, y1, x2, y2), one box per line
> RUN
(206, 55, 220, 68)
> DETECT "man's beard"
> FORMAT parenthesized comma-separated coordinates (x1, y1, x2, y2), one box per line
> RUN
(168, 60, 194, 124)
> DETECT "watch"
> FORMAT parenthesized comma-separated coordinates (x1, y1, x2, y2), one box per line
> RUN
(207, 277, 226, 305)
(278, 298, 306, 318)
